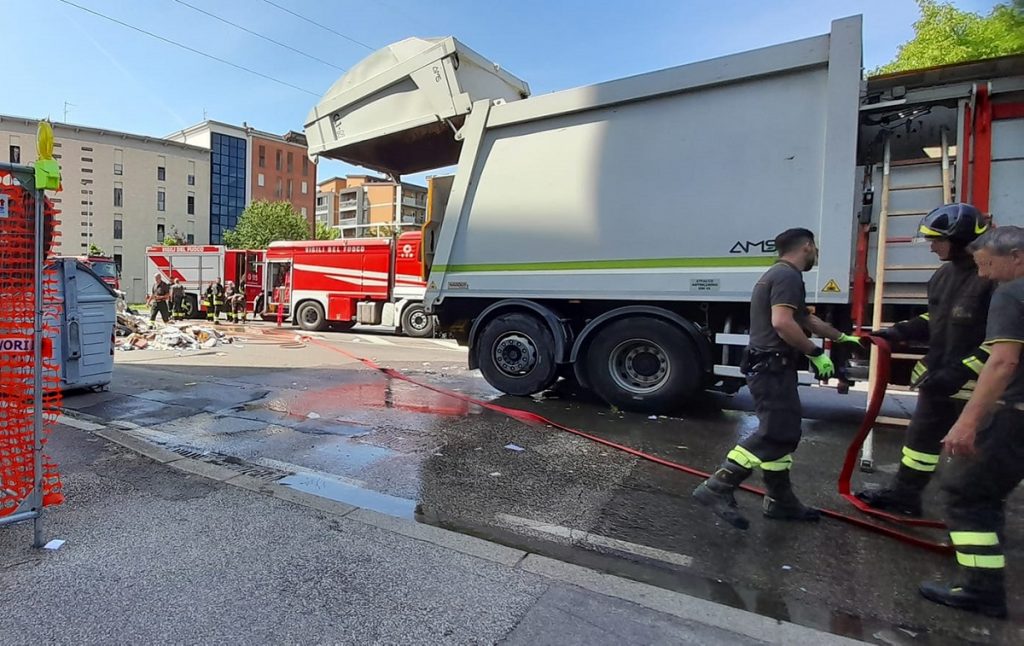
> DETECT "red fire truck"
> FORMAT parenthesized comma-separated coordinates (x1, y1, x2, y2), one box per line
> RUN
(146, 245, 264, 318)
(262, 231, 433, 337)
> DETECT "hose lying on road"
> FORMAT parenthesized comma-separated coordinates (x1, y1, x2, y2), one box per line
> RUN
(247, 328, 951, 554)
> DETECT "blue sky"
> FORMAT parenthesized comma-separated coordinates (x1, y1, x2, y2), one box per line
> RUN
(3, 0, 998, 181)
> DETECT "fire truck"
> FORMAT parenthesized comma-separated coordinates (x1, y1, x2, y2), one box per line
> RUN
(146, 245, 264, 318)
(262, 231, 432, 337)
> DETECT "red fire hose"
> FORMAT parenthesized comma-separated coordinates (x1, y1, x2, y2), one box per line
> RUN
(258, 328, 951, 553)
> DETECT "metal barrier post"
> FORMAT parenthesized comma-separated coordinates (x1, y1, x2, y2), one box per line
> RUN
(31, 184, 45, 547)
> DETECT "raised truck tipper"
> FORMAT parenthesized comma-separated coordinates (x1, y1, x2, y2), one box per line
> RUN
(305, 17, 1024, 413)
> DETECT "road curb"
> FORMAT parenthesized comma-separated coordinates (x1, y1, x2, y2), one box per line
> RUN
(63, 411, 865, 645)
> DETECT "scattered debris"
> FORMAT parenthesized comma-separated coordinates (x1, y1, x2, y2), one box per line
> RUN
(488, 471, 501, 477)
(306, 412, 321, 419)
(648, 415, 658, 420)
(43, 539, 66, 550)
(781, 565, 793, 571)
(504, 443, 525, 452)
(115, 314, 239, 353)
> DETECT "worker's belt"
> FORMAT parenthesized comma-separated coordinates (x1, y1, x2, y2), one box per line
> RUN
(741, 348, 797, 375)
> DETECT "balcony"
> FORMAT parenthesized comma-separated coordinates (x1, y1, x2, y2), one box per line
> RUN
(339, 200, 358, 210)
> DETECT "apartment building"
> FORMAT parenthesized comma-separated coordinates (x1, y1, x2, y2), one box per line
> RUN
(168, 121, 316, 242)
(0, 114, 211, 303)
(316, 175, 427, 237)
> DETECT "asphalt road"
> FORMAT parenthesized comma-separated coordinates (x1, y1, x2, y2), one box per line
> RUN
(61, 321, 1024, 645)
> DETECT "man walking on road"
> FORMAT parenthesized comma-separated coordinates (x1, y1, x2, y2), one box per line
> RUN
(919, 226, 1024, 619)
(858, 204, 994, 516)
(693, 228, 862, 529)
(148, 273, 171, 323)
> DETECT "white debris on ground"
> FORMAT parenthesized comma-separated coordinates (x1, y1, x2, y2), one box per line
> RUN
(116, 309, 238, 352)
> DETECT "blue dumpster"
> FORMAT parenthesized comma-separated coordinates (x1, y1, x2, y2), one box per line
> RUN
(46, 258, 117, 391)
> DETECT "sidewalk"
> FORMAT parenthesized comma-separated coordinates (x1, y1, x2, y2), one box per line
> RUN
(0, 420, 863, 645)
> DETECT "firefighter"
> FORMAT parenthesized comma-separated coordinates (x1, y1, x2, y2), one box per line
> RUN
(692, 228, 863, 529)
(918, 226, 1024, 619)
(148, 273, 171, 323)
(224, 281, 245, 323)
(203, 278, 225, 324)
(857, 204, 994, 517)
(170, 278, 186, 321)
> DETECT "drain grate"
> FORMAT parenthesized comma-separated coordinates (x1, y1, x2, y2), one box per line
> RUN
(166, 445, 291, 482)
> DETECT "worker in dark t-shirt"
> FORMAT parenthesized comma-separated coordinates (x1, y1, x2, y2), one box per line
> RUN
(919, 226, 1024, 620)
(149, 273, 171, 323)
(693, 228, 863, 530)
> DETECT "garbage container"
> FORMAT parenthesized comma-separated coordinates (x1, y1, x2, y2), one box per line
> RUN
(45, 258, 117, 391)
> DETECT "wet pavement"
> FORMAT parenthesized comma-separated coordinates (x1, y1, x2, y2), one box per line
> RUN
(62, 325, 1023, 645)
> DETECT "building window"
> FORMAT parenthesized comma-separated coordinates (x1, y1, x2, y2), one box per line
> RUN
(259, 145, 266, 168)
(114, 219, 123, 240)
(275, 178, 283, 198)
(81, 146, 93, 152)
(81, 157, 93, 162)
(114, 163, 123, 175)
(301, 181, 308, 194)
(186, 234, 195, 244)
(157, 166, 166, 181)
(157, 223, 165, 242)
(187, 159, 195, 185)
(9, 145, 21, 163)
(275, 150, 282, 171)
(302, 156, 308, 176)
(113, 254, 122, 273)
(114, 148, 123, 175)
(113, 186, 123, 207)
(81, 168, 93, 173)
(287, 179, 293, 199)
(301, 207, 307, 216)
(157, 190, 166, 211)
(287, 151, 293, 173)
(257, 173, 265, 187)
(187, 192, 195, 215)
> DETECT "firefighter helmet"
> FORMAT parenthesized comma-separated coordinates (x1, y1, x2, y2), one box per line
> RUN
(918, 203, 988, 245)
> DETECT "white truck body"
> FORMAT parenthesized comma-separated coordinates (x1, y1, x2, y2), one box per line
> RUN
(306, 16, 1024, 412)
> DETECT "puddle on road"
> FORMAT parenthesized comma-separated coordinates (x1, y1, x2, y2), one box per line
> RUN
(280, 472, 416, 518)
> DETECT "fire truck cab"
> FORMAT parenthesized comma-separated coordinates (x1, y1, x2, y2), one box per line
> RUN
(263, 231, 432, 337)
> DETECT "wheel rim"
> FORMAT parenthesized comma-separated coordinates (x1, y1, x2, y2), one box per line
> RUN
(607, 338, 671, 395)
(407, 308, 429, 331)
(492, 332, 538, 377)
(300, 306, 319, 325)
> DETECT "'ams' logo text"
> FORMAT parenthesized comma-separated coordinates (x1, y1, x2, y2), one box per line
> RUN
(730, 240, 776, 254)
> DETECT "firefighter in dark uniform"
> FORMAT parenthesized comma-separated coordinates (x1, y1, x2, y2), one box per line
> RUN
(919, 225, 1024, 619)
(857, 204, 994, 516)
(693, 228, 863, 529)
(170, 278, 186, 321)
(148, 273, 171, 323)
(203, 278, 225, 324)
(224, 280, 245, 323)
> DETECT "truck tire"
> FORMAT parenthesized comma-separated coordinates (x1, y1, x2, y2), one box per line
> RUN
(584, 317, 701, 413)
(401, 303, 434, 338)
(477, 313, 559, 396)
(296, 301, 327, 332)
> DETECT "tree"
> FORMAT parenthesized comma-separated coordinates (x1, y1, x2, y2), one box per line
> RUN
(874, 1, 1024, 75)
(223, 200, 311, 249)
(315, 220, 339, 241)
(88, 243, 106, 257)
(163, 227, 187, 246)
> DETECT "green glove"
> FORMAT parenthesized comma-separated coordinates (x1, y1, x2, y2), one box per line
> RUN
(806, 350, 835, 380)
(836, 333, 864, 347)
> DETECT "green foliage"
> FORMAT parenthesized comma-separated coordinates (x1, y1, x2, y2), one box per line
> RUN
(223, 200, 311, 249)
(163, 227, 187, 246)
(87, 243, 106, 257)
(875, 1, 1024, 75)
(315, 220, 339, 240)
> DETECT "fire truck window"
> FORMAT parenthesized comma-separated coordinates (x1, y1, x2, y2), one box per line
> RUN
(270, 263, 290, 289)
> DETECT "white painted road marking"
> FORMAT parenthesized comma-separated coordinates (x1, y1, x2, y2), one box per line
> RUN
(495, 513, 695, 568)
(427, 339, 462, 350)
(354, 335, 395, 346)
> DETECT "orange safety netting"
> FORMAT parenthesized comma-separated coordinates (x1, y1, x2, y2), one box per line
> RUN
(0, 169, 64, 516)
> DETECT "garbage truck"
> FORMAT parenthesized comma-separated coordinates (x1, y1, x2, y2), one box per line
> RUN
(305, 16, 1024, 412)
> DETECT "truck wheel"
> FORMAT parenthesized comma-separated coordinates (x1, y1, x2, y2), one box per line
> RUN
(296, 301, 326, 332)
(182, 294, 198, 319)
(401, 303, 434, 338)
(585, 317, 701, 413)
(477, 313, 559, 396)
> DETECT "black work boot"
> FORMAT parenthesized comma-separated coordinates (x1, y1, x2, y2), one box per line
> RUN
(762, 470, 820, 521)
(855, 465, 930, 517)
(692, 461, 753, 530)
(919, 570, 1007, 619)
